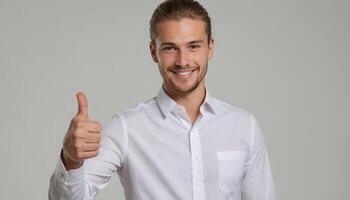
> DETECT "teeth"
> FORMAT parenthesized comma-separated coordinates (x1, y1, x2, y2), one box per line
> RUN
(176, 71, 192, 76)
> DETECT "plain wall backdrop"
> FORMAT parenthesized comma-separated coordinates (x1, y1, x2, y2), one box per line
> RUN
(0, 0, 349, 199)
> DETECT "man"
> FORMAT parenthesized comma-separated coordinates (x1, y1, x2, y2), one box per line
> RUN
(49, 0, 277, 199)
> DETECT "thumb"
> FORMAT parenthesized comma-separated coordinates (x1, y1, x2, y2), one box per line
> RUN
(76, 92, 89, 120)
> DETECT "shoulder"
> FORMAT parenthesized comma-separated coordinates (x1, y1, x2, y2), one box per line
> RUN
(112, 96, 159, 121)
(210, 96, 255, 121)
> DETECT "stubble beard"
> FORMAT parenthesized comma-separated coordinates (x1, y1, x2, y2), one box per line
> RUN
(163, 64, 208, 96)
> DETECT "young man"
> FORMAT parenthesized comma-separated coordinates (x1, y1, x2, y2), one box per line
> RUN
(49, 0, 277, 199)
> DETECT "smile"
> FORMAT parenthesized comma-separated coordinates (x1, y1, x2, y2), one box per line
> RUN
(171, 69, 196, 79)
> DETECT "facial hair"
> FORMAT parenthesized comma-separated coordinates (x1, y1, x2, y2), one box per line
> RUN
(165, 63, 208, 95)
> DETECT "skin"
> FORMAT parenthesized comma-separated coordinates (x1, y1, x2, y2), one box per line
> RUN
(150, 18, 215, 123)
(62, 93, 102, 170)
(62, 17, 215, 170)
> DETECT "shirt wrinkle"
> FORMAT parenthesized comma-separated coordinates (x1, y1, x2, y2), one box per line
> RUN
(49, 87, 277, 200)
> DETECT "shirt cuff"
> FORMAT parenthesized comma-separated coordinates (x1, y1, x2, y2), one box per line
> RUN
(54, 150, 85, 185)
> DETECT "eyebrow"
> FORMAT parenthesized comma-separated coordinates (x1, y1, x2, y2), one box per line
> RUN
(160, 42, 176, 47)
(160, 40, 204, 47)
(188, 40, 204, 45)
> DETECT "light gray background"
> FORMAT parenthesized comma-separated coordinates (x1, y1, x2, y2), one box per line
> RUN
(0, 0, 349, 199)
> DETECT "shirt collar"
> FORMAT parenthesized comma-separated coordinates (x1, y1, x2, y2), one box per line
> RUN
(156, 86, 217, 119)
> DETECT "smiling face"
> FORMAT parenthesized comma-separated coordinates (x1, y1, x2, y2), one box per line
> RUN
(150, 18, 214, 96)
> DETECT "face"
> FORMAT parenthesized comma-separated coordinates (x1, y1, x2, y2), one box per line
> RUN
(150, 18, 214, 96)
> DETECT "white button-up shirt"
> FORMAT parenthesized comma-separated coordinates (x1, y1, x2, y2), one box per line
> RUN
(49, 88, 277, 200)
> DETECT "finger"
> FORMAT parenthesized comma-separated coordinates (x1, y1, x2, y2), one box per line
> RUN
(85, 121, 102, 133)
(79, 151, 99, 159)
(83, 143, 100, 151)
(76, 92, 89, 120)
(84, 133, 101, 143)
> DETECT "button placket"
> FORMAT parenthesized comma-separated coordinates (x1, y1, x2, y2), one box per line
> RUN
(189, 124, 205, 200)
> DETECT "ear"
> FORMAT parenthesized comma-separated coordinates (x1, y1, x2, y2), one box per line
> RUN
(149, 41, 159, 63)
(208, 37, 215, 60)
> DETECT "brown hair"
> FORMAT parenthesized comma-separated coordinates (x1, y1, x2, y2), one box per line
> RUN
(150, 0, 212, 43)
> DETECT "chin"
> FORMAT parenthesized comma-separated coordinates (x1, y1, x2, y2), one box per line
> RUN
(172, 82, 199, 94)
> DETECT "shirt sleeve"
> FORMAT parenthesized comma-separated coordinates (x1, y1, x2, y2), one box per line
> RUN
(49, 114, 128, 200)
(242, 115, 277, 200)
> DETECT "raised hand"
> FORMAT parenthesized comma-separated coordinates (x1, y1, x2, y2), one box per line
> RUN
(62, 92, 101, 170)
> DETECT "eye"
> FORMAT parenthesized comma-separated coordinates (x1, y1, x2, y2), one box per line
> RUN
(189, 45, 200, 50)
(162, 46, 176, 52)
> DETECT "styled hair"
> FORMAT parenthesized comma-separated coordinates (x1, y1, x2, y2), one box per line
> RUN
(150, 0, 212, 43)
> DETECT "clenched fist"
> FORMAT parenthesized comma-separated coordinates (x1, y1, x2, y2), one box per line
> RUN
(62, 92, 102, 170)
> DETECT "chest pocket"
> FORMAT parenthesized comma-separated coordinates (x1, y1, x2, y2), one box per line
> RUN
(217, 151, 248, 197)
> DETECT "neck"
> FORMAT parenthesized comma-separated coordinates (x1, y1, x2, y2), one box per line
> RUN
(163, 81, 206, 124)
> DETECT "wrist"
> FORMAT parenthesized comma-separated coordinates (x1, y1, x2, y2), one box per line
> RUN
(61, 149, 83, 170)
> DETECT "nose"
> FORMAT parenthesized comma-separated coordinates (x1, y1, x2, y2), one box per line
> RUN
(175, 49, 191, 67)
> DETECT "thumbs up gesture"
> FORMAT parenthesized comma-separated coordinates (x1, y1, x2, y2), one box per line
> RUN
(62, 92, 102, 170)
